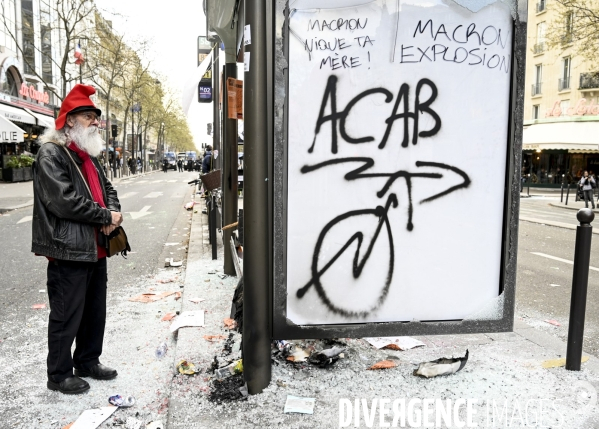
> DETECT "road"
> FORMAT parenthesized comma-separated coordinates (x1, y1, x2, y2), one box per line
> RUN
(518, 195, 599, 356)
(0, 171, 199, 356)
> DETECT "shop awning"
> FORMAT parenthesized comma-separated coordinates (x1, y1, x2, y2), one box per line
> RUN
(523, 122, 599, 151)
(0, 103, 36, 125)
(0, 116, 25, 142)
(24, 108, 55, 128)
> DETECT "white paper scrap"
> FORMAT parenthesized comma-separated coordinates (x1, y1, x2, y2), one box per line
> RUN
(364, 336, 426, 351)
(284, 395, 315, 414)
(244, 24, 251, 45)
(70, 406, 117, 429)
(146, 422, 164, 429)
(244, 52, 250, 72)
(125, 416, 142, 429)
(170, 310, 205, 332)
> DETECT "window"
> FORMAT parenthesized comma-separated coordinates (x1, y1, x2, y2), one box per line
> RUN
(564, 12, 574, 43)
(559, 57, 571, 91)
(561, 99, 570, 115)
(40, 0, 53, 84)
(21, 0, 35, 75)
(0, 0, 17, 53)
(533, 105, 540, 119)
(532, 64, 542, 95)
(535, 22, 546, 54)
(536, 0, 546, 13)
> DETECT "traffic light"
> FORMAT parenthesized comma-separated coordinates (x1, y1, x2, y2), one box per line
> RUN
(111, 124, 118, 138)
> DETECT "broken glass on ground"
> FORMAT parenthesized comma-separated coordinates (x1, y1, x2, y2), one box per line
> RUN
(284, 395, 316, 414)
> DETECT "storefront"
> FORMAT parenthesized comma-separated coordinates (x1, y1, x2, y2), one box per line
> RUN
(522, 120, 599, 186)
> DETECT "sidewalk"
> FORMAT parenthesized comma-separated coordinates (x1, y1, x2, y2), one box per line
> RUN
(0, 170, 159, 213)
(164, 204, 599, 428)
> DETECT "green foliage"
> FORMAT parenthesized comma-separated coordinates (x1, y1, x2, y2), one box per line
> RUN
(5, 155, 34, 169)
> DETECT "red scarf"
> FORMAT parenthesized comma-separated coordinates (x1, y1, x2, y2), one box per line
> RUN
(68, 142, 106, 208)
(68, 142, 107, 259)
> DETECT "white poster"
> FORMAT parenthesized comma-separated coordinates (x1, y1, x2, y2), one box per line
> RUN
(286, 0, 513, 325)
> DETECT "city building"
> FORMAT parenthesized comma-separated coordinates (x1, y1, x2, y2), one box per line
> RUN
(523, 0, 599, 186)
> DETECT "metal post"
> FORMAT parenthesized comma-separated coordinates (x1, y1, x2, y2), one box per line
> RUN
(213, 49, 221, 171)
(243, 0, 272, 395)
(566, 209, 594, 370)
(211, 195, 217, 260)
(527, 173, 530, 197)
(222, 62, 238, 276)
(561, 176, 565, 203)
(566, 183, 571, 206)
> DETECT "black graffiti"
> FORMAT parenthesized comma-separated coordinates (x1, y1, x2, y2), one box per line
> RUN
(309, 76, 441, 154)
(296, 158, 471, 317)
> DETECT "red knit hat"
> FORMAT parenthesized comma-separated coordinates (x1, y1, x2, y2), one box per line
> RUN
(55, 84, 102, 130)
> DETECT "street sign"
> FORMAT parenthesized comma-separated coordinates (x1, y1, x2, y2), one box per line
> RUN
(272, 0, 525, 338)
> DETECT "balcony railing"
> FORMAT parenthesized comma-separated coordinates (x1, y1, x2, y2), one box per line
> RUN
(579, 73, 599, 90)
(533, 43, 545, 54)
(558, 77, 570, 91)
(536, 0, 546, 12)
(532, 83, 542, 96)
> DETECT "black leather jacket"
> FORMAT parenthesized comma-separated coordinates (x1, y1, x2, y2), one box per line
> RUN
(31, 142, 120, 261)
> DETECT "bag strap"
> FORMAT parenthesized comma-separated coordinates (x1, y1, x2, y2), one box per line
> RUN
(53, 142, 94, 199)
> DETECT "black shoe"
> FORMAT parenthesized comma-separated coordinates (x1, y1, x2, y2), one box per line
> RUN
(47, 376, 90, 394)
(74, 363, 118, 380)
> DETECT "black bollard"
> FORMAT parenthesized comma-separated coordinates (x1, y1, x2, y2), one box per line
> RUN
(561, 182, 564, 203)
(566, 183, 571, 206)
(566, 209, 594, 371)
(210, 195, 217, 260)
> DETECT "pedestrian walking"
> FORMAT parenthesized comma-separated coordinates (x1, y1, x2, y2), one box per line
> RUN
(32, 84, 123, 395)
(162, 157, 169, 173)
(177, 159, 183, 172)
(202, 145, 213, 174)
(579, 170, 596, 209)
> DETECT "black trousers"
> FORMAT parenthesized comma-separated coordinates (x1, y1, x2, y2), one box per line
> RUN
(46, 258, 107, 382)
(583, 189, 596, 208)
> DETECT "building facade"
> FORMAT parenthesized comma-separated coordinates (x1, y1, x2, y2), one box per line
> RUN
(523, 0, 599, 186)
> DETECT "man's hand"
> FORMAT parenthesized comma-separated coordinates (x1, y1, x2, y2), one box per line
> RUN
(101, 224, 116, 235)
(111, 211, 123, 227)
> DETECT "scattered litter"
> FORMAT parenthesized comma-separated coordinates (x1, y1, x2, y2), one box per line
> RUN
(542, 356, 589, 369)
(287, 348, 310, 363)
(550, 284, 560, 287)
(68, 406, 117, 429)
(156, 278, 175, 284)
(545, 319, 561, 326)
(124, 417, 142, 429)
(176, 360, 199, 375)
(39, 290, 45, 293)
(164, 243, 180, 247)
(155, 342, 168, 359)
(146, 422, 164, 429)
(222, 333, 235, 356)
(364, 336, 426, 351)
(218, 274, 228, 279)
(204, 335, 226, 342)
(215, 359, 243, 380)
(413, 350, 469, 378)
(368, 360, 398, 370)
(108, 395, 136, 408)
(164, 258, 183, 267)
(128, 291, 177, 303)
(32, 304, 46, 309)
(208, 270, 216, 274)
(204, 279, 210, 282)
(160, 313, 176, 322)
(174, 292, 182, 300)
(239, 385, 249, 397)
(284, 395, 316, 414)
(224, 318, 237, 330)
(189, 298, 206, 304)
(309, 347, 346, 368)
(170, 310, 205, 332)
(184, 201, 195, 210)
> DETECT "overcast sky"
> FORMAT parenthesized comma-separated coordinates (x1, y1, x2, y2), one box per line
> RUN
(94, 0, 212, 149)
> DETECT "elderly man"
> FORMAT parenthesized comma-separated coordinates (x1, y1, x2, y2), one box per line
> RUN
(32, 84, 123, 394)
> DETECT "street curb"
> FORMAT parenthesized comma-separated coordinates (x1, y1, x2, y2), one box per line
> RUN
(519, 216, 599, 235)
(0, 200, 33, 214)
(548, 202, 599, 214)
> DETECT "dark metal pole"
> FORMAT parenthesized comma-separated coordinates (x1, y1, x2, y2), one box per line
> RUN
(213, 49, 221, 171)
(527, 174, 530, 197)
(566, 209, 594, 371)
(561, 176, 565, 203)
(243, 0, 272, 395)
(211, 195, 217, 260)
(222, 62, 238, 276)
(566, 183, 571, 206)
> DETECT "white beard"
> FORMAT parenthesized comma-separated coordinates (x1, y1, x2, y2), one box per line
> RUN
(68, 121, 105, 157)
